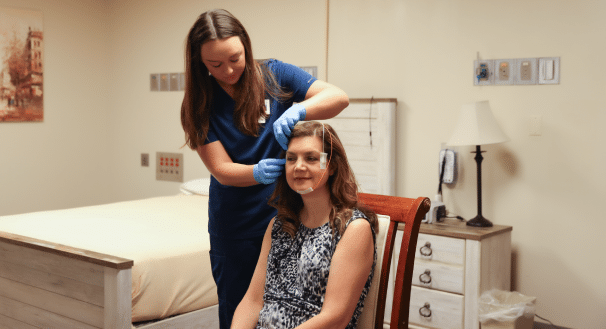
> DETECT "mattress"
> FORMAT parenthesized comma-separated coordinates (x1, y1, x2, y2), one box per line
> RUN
(0, 194, 217, 323)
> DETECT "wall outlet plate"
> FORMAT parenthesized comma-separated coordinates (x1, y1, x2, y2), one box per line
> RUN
(141, 153, 149, 167)
(494, 59, 515, 85)
(514, 58, 538, 85)
(156, 152, 183, 182)
(539, 57, 560, 84)
(473, 60, 494, 86)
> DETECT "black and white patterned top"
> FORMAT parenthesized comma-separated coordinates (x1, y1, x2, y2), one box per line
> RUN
(256, 209, 376, 329)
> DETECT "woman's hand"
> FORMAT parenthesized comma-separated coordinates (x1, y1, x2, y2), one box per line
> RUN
(253, 158, 286, 184)
(273, 104, 306, 150)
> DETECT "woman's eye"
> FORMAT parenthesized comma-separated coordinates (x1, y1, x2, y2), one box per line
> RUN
(307, 157, 318, 162)
(230, 58, 239, 63)
(212, 63, 221, 68)
(286, 156, 295, 162)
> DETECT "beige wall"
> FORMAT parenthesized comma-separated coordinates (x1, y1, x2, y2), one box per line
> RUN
(0, 0, 604, 328)
(0, 0, 113, 214)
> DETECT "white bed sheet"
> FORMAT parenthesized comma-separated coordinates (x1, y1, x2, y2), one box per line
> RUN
(0, 194, 217, 323)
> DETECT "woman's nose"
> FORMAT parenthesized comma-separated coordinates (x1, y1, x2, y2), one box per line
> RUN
(225, 65, 234, 75)
(294, 159, 305, 171)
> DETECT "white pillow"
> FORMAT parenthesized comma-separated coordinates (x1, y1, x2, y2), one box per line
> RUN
(180, 178, 211, 196)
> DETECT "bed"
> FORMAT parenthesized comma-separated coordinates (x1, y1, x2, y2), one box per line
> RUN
(0, 179, 219, 329)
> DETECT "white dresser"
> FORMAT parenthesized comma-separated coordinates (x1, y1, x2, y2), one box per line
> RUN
(384, 219, 512, 329)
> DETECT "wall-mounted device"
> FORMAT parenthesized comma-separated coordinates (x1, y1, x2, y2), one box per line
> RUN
(423, 149, 452, 224)
(474, 60, 494, 86)
(474, 56, 559, 86)
(439, 149, 456, 184)
(156, 152, 183, 182)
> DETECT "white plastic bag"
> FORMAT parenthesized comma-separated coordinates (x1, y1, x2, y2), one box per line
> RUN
(478, 289, 536, 323)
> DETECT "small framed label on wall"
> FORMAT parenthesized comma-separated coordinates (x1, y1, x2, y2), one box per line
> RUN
(0, 7, 44, 122)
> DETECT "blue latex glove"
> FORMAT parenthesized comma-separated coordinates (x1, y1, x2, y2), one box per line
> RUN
(253, 158, 286, 184)
(273, 104, 306, 150)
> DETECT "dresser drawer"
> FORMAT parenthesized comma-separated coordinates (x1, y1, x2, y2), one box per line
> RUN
(409, 285, 464, 329)
(412, 259, 464, 294)
(416, 233, 465, 265)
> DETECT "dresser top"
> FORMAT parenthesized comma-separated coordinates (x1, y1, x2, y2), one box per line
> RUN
(418, 218, 512, 241)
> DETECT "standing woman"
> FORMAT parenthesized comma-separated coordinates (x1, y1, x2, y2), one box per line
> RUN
(180, 9, 349, 329)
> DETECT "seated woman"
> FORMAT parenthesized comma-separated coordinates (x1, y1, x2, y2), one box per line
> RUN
(231, 121, 378, 329)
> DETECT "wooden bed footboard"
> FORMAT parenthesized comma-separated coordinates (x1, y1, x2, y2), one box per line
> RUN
(0, 231, 133, 329)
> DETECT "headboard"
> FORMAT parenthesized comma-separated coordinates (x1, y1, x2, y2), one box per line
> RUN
(320, 98, 397, 195)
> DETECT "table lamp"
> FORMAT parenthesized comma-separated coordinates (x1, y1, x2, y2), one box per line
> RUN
(447, 101, 509, 227)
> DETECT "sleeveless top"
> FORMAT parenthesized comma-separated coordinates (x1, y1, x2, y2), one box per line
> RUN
(256, 209, 376, 329)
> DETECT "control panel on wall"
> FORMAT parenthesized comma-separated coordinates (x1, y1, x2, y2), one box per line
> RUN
(151, 73, 185, 91)
(474, 57, 559, 85)
(156, 152, 183, 182)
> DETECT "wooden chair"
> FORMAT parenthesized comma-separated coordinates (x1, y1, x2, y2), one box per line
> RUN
(357, 193, 430, 329)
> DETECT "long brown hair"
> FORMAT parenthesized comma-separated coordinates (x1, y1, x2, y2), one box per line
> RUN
(181, 9, 291, 149)
(268, 121, 378, 237)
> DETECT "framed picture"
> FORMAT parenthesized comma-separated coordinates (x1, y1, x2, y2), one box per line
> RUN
(1, 7, 43, 122)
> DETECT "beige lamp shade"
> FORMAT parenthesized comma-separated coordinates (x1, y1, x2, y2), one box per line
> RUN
(447, 100, 510, 146)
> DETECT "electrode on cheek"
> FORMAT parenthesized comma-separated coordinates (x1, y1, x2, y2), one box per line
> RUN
(320, 152, 327, 169)
(297, 187, 314, 195)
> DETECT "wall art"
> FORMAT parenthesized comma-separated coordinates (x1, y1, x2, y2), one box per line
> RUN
(1, 7, 43, 122)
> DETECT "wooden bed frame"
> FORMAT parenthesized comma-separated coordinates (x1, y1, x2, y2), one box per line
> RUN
(0, 231, 218, 329)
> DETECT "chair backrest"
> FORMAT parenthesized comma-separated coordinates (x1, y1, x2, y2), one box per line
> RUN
(357, 193, 430, 329)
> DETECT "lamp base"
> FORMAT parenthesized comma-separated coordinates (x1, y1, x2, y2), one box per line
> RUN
(466, 215, 493, 227)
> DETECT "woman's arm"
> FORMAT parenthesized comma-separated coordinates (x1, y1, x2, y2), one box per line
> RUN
(198, 141, 284, 187)
(231, 218, 274, 329)
(197, 141, 257, 187)
(295, 218, 375, 329)
(299, 80, 349, 120)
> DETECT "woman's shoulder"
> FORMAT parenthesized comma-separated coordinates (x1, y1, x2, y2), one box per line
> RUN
(261, 59, 301, 75)
(344, 209, 375, 239)
(272, 216, 284, 230)
(259, 58, 280, 69)
(347, 208, 369, 224)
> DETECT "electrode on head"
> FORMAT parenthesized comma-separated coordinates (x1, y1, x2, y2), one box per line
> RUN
(319, 123, 328, 169)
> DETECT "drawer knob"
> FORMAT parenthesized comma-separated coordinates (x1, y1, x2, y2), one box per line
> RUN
(420, 242, 433, 257)
(419, 302, 432, 318)
(419, 270, 432, 284)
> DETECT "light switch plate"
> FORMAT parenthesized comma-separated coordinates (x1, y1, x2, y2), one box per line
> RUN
(494, 59, 515, 85)
(514, 58, 538, 85)
(529, 115, 542, 136)
(539, 57, 560, 84)
(473, 60, 494, 86)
